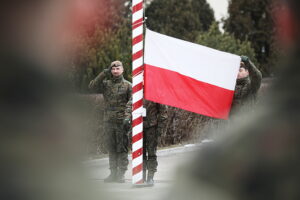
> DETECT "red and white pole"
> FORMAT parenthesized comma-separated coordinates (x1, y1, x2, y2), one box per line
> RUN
(132, 0, 144, 185)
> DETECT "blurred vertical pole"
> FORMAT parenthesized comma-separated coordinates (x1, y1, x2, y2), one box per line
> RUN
(132, 0, 144, 185)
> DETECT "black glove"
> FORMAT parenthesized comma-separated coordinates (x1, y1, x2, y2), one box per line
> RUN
(103, 66, 111, 76)
(241, 55, 249, 63)
(123, 119, 131, 131)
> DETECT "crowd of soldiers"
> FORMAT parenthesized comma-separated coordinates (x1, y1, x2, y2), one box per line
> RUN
(88, 53, 262, 186)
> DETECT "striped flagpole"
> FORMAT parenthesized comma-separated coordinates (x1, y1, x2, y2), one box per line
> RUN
(132, 0, 144, 185)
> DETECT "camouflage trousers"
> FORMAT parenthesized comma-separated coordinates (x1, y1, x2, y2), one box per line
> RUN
(104, 122, 129, 171)
(143, 126, 158, 173)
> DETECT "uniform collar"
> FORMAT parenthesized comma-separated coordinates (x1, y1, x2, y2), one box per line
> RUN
(112, 75, 124, 83)
(236, 76, 249, 85)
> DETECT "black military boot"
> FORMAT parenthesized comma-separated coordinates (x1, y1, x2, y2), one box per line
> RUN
(116, 170, 126, 183)
(146, 171, 155, 186)
(104, 169, 117, 183)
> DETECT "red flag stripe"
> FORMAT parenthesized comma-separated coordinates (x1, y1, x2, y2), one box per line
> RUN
(144, 64, 234, 119)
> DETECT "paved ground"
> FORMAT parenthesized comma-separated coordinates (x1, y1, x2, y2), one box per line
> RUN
(86, 144, 205, 200)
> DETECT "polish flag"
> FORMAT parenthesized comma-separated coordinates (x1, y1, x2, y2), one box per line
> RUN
(144, 29, 241, 119)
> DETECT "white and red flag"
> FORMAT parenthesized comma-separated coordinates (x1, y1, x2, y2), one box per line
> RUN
(144, 29, 241, 119)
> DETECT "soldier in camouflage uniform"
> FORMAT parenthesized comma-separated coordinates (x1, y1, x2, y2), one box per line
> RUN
(211, 56, 262, 138)
(124, 99, 168, 185)
(230, 56, 262, 115)
(89, 61, 131, 183)
(143, 100, 168, 185)
(168, 0, 300, 199)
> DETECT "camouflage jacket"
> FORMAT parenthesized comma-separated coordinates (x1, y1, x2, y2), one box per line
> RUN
(124, 96, 132, 122)
(231, 60, 262, 113)
(91, 72, 131, 122)
(144, 100, 168, 136)
(124, 99, 168, 136)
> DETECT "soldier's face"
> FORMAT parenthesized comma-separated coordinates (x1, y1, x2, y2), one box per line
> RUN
(237, 67, 249, 79)
(111, 66, 124, 77)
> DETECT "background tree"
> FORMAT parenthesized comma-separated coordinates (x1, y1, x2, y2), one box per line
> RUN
(69, 0, 132, 92)
(196, 22, 257, 62)
(224, 0, 275, 76)
(145, 0, 215, 41)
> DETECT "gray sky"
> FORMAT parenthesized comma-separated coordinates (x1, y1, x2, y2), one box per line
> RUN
(206, 0, 229, 21)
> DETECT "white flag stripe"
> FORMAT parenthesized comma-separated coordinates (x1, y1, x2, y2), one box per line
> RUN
(132, 172, 143, 183)
(133, 27, 143, 38)
(133, 41, 143, 54)
(144, 29, 241, 90)
(133, 57, 143, 70)
(132, 139, 143, 151)
(132, 10, 143, 23)
(132, 154, 143, 167)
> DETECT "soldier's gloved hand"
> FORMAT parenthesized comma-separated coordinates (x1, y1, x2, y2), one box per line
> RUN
(103, 66, 112, 76)
(241, 55, 249, 63)
(88, 80, 95, 89)
(123, 119, 131, 131)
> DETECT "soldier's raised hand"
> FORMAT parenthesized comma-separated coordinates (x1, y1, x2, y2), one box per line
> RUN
(88, 80, 95, 89)
(241, 55, 249, 63)
(103, 67, 111, 76)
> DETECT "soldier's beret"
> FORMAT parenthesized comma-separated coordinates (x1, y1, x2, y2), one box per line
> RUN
(110, 61, 123, 68)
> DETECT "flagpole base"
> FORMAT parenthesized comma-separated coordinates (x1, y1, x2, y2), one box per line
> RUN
(132, 182, 154, 188)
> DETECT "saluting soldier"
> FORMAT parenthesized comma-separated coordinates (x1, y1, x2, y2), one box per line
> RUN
(89, 61, 131, 183)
